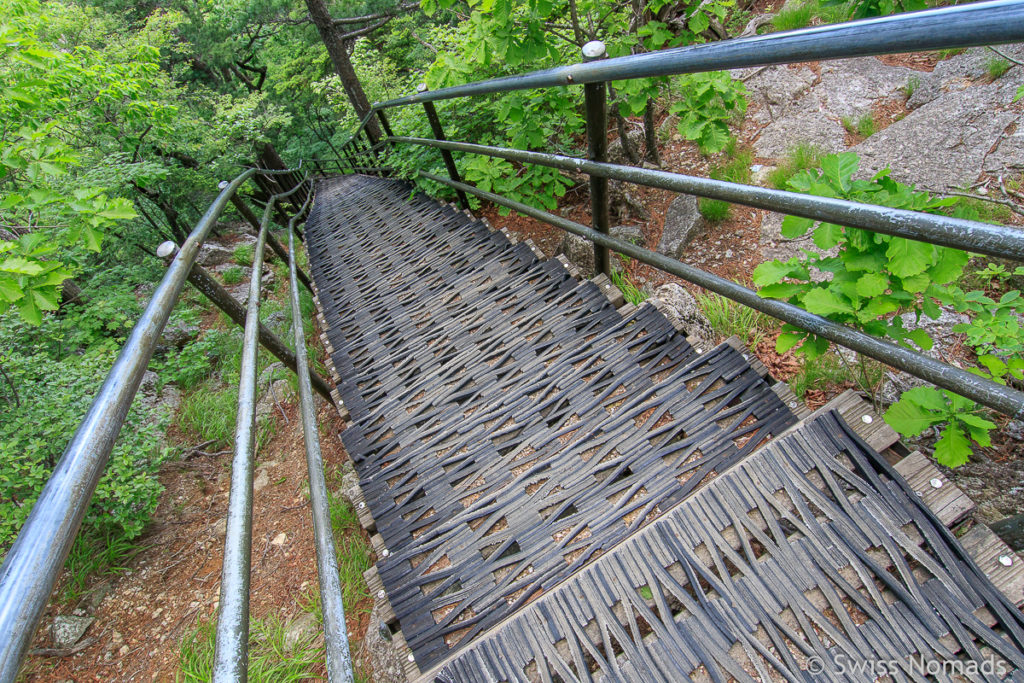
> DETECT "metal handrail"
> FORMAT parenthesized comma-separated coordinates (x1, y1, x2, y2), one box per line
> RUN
(0, 164, 335, 682)
(323, 0, 1024, 421)
(213, 177, 310, 681)
(286, 192, 355, 681)
(375, 0, 1024, 107)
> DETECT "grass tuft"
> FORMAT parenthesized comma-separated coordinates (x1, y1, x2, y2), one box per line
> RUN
(178, 386, 237, 448)
(985, 56, 1012, 81)
(771, 2, 815, 31)
(767, 142, 824, 190)
(695, 291, 774, 347)
(611, 270, 648, 306)
(233, 243, 255, 266)
(221, 266, 244, 285)
(841, 112, 876, 139)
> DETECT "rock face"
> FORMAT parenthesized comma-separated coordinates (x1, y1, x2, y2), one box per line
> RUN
(557, 232, 595, 279)
(852, 47, 1024, 189)
(652, 283, 715, 351)
(365, 600, 406, 683)
(657, 195, 703, 259)
(607, 128, 645, 165)
(746, 58, 916, 159)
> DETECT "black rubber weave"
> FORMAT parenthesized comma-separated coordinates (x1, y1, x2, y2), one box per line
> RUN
(304, 175, 797, 669)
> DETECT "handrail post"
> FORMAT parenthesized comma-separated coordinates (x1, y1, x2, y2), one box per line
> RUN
(418, 83, 470, 210)
(375, 108, 394, 137)
(583, 40, 611, 278)
(229, 192, 315, 295)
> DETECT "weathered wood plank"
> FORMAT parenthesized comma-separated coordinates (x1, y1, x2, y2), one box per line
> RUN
(894, 450, 975, 527)
(960, 524, 1024, 607)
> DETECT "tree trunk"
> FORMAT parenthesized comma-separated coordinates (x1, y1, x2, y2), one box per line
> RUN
(305, 0, 382, 145)
(643, 98, 661, 166)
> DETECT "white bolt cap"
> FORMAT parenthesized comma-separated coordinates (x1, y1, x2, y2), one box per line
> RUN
(582, 40, 606, 59)
(377, 589, 386, 599)
(1000, 555, 1014, 567)
(861, 415, 873, 424)
(929, 477, 943, 489)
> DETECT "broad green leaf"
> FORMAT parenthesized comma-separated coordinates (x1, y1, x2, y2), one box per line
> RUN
(902, 386, 947, 411)
(801, 287, 854, 316)
(780, 215, 814, 239)
(0, 257, 44, 276)
(757, 283, 806, 300)
(820, 152, 858, 193)
(854, 272, 888, 297)
(933, 425, 971, 468)
(31, 288, 58, 311)
(752, 260, 794, 286)
(0, 278, 23, 302)
(884, 397, 940, 436)
(958, 413, 997, 431)
(901, 273, 930, 293)
(699, 124, 730, 154)
(885, 237, 932, 278)
(16, 293, 41, 325)
(927, 247, 968, 284)
(812, 222, 842, 249)
(775, 331, 804, 354)
(904, 328, 933, 351)
(688, 12, 710, 33)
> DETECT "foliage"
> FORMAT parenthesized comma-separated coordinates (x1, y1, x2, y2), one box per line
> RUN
(753, 151, 1020, 466)
(329, 489, 374, 614)
(823, 0, 925, 20)
(0, 311, 168, 550)
(233, 243, 255, 266)
(178, 385, 238, 449)
(221, 266, 244, 285)
(669, 72, 747, 154)
(771, 2, 816, 31)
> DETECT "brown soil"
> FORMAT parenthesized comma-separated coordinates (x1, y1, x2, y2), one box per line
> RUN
(21, 286, 372, 682)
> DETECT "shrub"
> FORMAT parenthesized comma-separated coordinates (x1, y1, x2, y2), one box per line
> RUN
(233, 243, 255, 266)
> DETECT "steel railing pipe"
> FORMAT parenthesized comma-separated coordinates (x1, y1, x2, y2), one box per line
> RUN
(582, 41, 611, 277)
(420, 170, 1024, 420)
(375, 0, 1024, 108)
(390, 137, 1024, 262)
(0, 166, 296, 682)
(286, 193, 354, 682)
(212, 178, 308, 682)
(417, 83, 470, 209)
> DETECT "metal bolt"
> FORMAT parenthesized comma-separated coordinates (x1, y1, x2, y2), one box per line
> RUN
(377, 589, 386, 599)
(408, 653, 415, 663)
(382, 548, 390, 557)
(861, 415, 873, 424)
(1000, 555, 1014, 567)
(789, 401, 798, 409)
(566, 74, 574, 83)
(929, 477, 943, 489)
(915, 491, 923, 497)
(359, 502, 366, 509)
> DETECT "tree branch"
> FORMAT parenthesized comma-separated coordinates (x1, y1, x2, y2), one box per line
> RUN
(331, 2, 418, 25)
(988, 45, 1024, 67)
(339, 16, 392, 41)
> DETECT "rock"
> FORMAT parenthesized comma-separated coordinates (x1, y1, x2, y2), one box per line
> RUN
(256, 378, 294, 419)
(607, 128, 645, 165)
(609, 225, 644, 245)
(253, 468, 271, 493)
(743, 65, 817, 125)
(657, 195, 704, 259)
(851, 79, 1019, 189)
(557, 232, 595, 279)
(197, 243, 235, 268)
(271, 532, 288, 546)
(336, 460, 362, 509)
(753, 108, 847, 159)
(264, 310, 288, 334)
(283, 611, 319, 651)
(365, 599, 407, 683)
(212, 519, 227, 538)
(652, 283, 715, 351)
(161, 319, 200, 349)
(52, 615, 94, 649)
(608, 180, 648, 223)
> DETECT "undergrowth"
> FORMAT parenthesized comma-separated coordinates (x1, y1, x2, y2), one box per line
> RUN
(695, 291, 773, 347)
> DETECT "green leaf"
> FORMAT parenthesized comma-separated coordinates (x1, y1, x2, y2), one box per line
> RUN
(699, 124, 731, 154)
(0, 257, 44, 276)
(801, 287, 854, 316)
(904, 328, 933, 351)
(901, 386, 947, 411)
(775, 331, 804, 354)
(958, 413, 997, 431)
(31, 288, 58, 311)
(933, 424, 971, 468)
(688, 11, 710, 33)
(927, 247, 968, 284)
(752, 260, 794, 286)
(757, 283, 806, 300)
(884, 397, 940, 436)
(855, 272, 888, 298)
(0, 278, 23, 302)
(16, 292, 42, 325)
(780, 215, 814, 239)
(820, 152, 858, 193)
(885, 238, 932, 278)
(812, 222, 842, 249)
